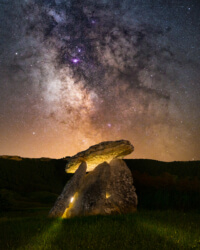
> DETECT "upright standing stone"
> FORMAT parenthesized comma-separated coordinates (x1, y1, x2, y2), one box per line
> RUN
(49, 162, 87, 218)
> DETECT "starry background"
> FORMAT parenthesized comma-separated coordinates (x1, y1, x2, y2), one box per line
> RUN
(0, 0, 199, 161)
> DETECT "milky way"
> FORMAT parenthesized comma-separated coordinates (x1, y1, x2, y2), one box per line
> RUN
(0, 0, 200, 160)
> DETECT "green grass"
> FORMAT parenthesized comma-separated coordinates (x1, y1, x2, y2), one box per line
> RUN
(0, 158, 200, 249)
(0, 209, 199, 250)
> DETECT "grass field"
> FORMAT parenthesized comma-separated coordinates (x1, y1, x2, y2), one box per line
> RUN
(0, 157, 199, 249)
(0, 209, 200, 250)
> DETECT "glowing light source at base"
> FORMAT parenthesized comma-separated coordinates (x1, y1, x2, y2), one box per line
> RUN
(106, 192, 111, 199)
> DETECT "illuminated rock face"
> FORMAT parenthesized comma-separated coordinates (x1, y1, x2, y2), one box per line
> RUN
(50, 140, 137, 218)
(50, 159, 137, 218)
(49, 162, 86, 218)
(65, 159, 137, 218)
(65, 140, 134, 173)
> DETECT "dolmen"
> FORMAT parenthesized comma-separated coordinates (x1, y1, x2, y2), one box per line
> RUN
(49, 140, 138, 218)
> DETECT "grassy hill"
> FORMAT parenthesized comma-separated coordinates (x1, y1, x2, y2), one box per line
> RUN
(0, 156, 70, 193)
(0, 156, 199, 211)
(126, 159, 200, 178)
(125, 159, 200, 210)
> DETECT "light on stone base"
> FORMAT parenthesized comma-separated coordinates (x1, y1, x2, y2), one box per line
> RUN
(62, 192, 78, 219)
(106, 193, 111, 199)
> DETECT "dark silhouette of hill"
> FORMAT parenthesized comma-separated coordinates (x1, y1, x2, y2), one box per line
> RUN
(0, 156, 71, 193)
(0, 156, 199, 211)
(125, 159, 200, 178)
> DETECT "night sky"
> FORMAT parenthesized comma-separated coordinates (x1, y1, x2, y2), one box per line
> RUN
(0, 0, 200, 161)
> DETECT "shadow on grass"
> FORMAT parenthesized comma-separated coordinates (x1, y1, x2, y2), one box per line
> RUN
(0, 208, 60, 250)
(18, 218, 63, 250)
(0, 210, 199, 250)
(48, 213, 189, 250)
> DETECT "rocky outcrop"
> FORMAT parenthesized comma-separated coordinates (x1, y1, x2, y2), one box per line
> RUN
(66, 140, 134, 173)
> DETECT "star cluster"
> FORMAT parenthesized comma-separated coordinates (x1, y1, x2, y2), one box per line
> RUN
(0, 0, 199, 160)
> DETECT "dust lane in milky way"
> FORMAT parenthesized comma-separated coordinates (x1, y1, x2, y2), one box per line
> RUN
(0, 0, 200, 161)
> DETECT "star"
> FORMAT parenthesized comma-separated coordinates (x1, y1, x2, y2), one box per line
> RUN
(71, 58, 80, 64)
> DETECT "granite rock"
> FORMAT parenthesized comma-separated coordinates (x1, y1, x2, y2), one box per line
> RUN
(66, 140, 134, 173)
(49, 161, 87, 218)
(63, 159, 137, 218)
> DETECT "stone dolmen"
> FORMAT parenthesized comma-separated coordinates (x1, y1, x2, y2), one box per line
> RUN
(49, 140, 137, 218)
